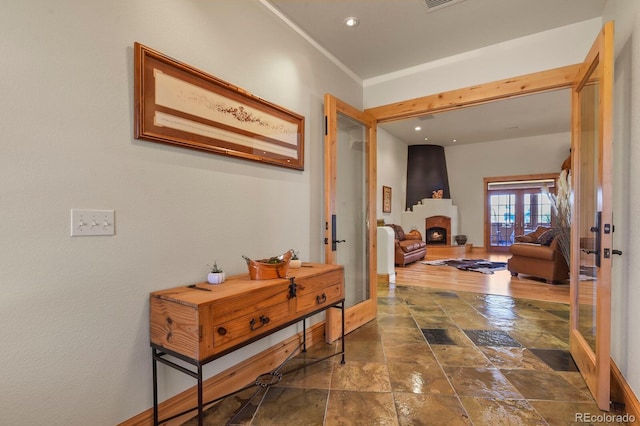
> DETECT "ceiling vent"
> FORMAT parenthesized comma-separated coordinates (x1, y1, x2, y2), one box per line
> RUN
(424, 0, 467, 13)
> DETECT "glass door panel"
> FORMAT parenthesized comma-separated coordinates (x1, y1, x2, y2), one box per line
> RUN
(576, 79, 599, 353)
(489, 192, 516, 249)
(336, 113, 369, 307)
(523, 192, 553, 233)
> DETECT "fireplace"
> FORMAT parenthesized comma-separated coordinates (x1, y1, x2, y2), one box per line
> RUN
(425, 215, 451, 246)
(426, 227, 447, 244)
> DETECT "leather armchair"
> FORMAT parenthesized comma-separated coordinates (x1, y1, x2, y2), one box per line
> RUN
(508, 236, 569, 283)
(388, 224, 427, 266)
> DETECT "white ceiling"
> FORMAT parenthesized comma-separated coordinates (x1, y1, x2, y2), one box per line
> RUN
(265, 0, 605, 146)
(379, 88, 571, 146)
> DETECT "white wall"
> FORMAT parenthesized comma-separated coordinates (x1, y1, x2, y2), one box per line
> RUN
(445, 133, 570, 246)
(376, 128, 408, 224)
(0, 1, 361, 424)
(363, 18, 603, 108)
(603, 0, 640, 399)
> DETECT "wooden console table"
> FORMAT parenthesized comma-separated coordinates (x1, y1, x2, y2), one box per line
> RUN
(149, 263, 345, 425)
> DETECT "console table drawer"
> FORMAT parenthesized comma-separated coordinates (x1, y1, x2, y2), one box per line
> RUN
(211, 284, 290, 325)
(296, 282, 343, 313)
(294, 269, 344, 313)
(295, 269, 343, 294)
(213, 301, 291, 349)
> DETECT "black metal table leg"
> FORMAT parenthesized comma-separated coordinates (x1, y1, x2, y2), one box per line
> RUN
(340, 303, 345, 364)
(152, 349, 159, 426)
(302, 317, 307, 352)
(197, 364, 203, 426)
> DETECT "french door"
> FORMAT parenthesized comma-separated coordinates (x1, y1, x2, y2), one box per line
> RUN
(569, 21, 615, 411)
(485, 175, 557, 252)
(323, 94, 377, 342)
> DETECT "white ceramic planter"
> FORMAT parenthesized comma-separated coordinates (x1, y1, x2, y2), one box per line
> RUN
(290, 259, 302, 269)
(207, 272, 225, 284)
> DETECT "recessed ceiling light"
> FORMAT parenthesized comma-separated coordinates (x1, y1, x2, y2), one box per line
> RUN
(452, 139, 457, 143)
(424, 137, 429, 141)
(414, 126, 421, 131)
(344, 17, 360, 27)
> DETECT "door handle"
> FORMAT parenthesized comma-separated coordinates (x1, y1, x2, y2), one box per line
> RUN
(331, 215, 346, 251)
(589, 212, 602, 268)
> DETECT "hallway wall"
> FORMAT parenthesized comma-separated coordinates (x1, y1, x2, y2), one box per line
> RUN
(603, 0, 640, 398)
(0, 1, 361, 424)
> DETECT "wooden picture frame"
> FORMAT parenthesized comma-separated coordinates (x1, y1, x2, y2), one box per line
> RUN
(134, 42, 305, 170)
(382, 186, 392, 213)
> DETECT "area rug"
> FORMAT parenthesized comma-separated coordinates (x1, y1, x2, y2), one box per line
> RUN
(422, 258, 508, 274)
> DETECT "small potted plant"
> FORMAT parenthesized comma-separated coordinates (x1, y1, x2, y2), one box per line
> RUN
(207, 261, 225, 284)
(290, 250, 302, 269)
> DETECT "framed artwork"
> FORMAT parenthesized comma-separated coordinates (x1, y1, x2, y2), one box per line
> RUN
(134, 42, 305, 170)
(382, 186, 392, 213)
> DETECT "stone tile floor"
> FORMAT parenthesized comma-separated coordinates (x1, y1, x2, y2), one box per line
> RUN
(184, 283, 626, 425)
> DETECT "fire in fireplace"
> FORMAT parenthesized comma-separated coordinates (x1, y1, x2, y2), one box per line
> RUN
(426, 227, 447, 245)
(425, 215, 451, 245)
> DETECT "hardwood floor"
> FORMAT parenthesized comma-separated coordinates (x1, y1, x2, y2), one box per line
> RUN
(392, 250, 570, 304)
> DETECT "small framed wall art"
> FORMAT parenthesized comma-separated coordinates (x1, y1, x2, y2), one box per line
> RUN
(382, 186, 392, 213)
(134, 42, 305, 170)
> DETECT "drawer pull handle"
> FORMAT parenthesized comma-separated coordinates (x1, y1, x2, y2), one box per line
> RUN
(217, 327, 227, 336)
(250, 315, 270, 331)
(316, 293, 327, 304)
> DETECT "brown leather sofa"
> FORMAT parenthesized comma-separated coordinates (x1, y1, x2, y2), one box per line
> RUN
(388, 224, 427, 266)
(507, 227, 569, 284)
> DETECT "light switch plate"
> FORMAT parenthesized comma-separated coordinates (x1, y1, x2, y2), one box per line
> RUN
(70, 209, 115, 236)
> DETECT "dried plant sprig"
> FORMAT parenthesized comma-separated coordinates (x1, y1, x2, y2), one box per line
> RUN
(542, 169, 572, 267)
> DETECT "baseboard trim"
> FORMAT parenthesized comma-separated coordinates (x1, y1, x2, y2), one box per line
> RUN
(611, 358, 640, 424)
(377, 273, 396, 284)
(119, 322, 327, 426)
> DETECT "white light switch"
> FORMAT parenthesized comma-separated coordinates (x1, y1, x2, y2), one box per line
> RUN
(71, 209, 115, 236)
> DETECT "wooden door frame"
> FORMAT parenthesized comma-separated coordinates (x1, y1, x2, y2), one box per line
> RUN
(324, 94, 378, 342)
(569, 21, 614, 410)
(365, 64, 580, 123)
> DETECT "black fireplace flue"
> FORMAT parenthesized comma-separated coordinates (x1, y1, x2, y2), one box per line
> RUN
(426, 227, 447, 245)
(406, 145, 451, 210)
